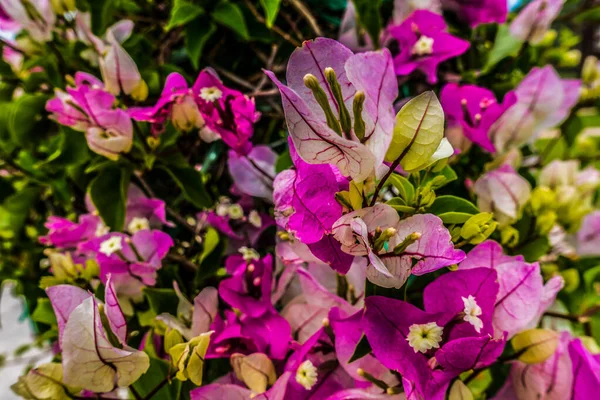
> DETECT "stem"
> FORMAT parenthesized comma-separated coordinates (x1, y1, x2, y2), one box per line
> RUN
(140, 373, 175, 400)
(129, 385, 142, 400)
(543, 311, 590, 323)
(166, 253, 198, 272)
(369, 157, 403, 207)
(289, 0, 322, 36)
(246, 155, 275, 185)
(242, 0, 302, 47)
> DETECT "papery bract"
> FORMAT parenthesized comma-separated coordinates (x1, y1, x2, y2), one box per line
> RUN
(442, 0, 507, 27)
(40, 214, 103, 249)
(569, 338, 600, 399)
(228, 145, 276, 200)
(2, 0, 55, 42)
(577, 210, 600, 256)
(490, 66, 580, 153)
(99, 30, 146, 97)
(473, 165, 531, 225)
(510, 0, 564, 44)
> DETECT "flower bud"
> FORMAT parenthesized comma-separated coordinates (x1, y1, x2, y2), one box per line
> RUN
(171, 95, 204, 132)
(461, 213, 497, 244)
(500, 226, 519, 247)
(582, 55, 599, 85)
(393, 232, 421, 254)
(511, 329, 559, 364)
(304, 73, 342, 135)
(560, 50, 581, 68)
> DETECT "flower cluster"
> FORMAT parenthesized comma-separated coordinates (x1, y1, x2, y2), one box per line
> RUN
(3, 0, 600, 400)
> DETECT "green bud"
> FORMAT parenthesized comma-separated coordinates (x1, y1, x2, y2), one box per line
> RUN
(582, 56, 599, 85)
(304, 74, 342, 136)
(538, 29, 557, 47)
(560, 50, 581, 68)
(324, 67, 352, 136)
(560, 268, 580, 293)
(574, 134, 597, 156)
(393, 232, 422, 255)
(373, 227, 398, 253)
(500, 226, 519, 248)
(530, 187, 556, 213)
(353, 91, 366, 141)
(536, 210, 557, 235)
(461, 213, 497, 244)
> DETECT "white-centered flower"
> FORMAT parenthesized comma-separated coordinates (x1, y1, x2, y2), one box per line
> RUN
(407, 322, 444, 354)
(239, 246, 260, 262)
(462, 295, 483, 333)
(200, 86, 223, 102)
(127, 217, 150, 234)
(95, 222, 110, 237)
(99, 236, 123, 256)
(295, 359, 318, 390)
(411, 35, 434, 56)
(248, 210, 262, 228)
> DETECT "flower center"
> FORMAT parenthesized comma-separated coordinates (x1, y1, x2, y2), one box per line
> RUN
(200, 86, 223, 102)
(295, 359, 318, 390)
(411, 36, 434, 57)
(99, 236, 123, 256)
(239, 246, 260, 262)
(462, 295, 483, 333)
(127, 217, 150, 234)
(407, 322, 443, 353)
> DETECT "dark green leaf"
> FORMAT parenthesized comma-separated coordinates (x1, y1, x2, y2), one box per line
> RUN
(160, 165, 211, 208)
(213, 0, 250, 40)
(0, 186, 40, 238)
(144, 288, 179, 316)
(132, 357, 181, 400)
(386, 197, 415, 213)
(166, 0, 204, 31)
(45, 127, 90, 166)
(88, 166, 130, 231)
(574, 6, 600, 23)
(517, 236, 551, 262)
(185, 20, 217, 69)
(388, 174, 415, 204)
(428, 195, 479, 224)
(275, 149, 292, 173)
(8, 94, 48, 147)
(260, 0, 281, 28)
(348, 334, 372, 363)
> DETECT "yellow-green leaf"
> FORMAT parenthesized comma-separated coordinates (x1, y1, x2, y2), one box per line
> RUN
(511, 329, 559, 364)
(385, 91, 444, 172)
(231, 352, 276, 393)
(449, 380, 474, 400)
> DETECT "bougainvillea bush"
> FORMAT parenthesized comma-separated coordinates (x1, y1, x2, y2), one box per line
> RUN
(3, 0, 600, 398)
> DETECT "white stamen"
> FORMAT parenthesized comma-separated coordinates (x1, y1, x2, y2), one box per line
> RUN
(462, 295, 483, 333)
(248, 210, 262, 228)
(295, 359, 318, 390)
(127, 217, 150, 234)
(411, 35, 434, 57)
(239, 246, 260, 262)
(99, 236, 123, 256)
(200, 87, 223, 101)
(406, 322, 443, 353)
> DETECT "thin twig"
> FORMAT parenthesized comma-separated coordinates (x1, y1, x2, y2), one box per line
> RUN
(166, 253, 198, 272)
(243, 0, 302, 47)
(253, 44, 279, 92)
(211, 65, 255, 90)
(248, 88, 280, 97)
(289, 0, 322, 36)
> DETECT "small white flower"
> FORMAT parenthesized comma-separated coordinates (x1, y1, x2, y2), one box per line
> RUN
(239, 246, 260, 262)
(99, 236, 123, 256)
(248, 210, 262, 228)
(411, 35, 434, 56)
(295, 359, 318, 390)
(406, 322, 443, 353)
(228, 204, 244, 220)
(200, 86, 223, 102)
(127, 217, 150, 234)
(462, 295, 483, 333)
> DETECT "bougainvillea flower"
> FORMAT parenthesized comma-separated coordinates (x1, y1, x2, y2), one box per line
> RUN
(193, 68, 260, 155)
(124, 185, 173, 232)
(282, 269, 357, 343)
(46, 72, 116, 132)
(568, 338, 600, 399)
(473, 164, 531, 225)
(219, 254, 274, 318)
(85, 109, 133, 160)
(2, 0, 55, 42)
(99, 30, 147, 99)
(79, 230, 173, 297)
(190, 372, 291, 400)
(266, 37, 397, 181)
(228, 145, 277, 200)
(442, 0, 507, 27)
(490, 66, 580, 153)
(388, 10, 470, 84)
(494, 331, 573, 400)
(510, 0, 564, 44)
(46, 278, 149, 393)
(440, 83, 516, 152)
(129, 72, 208, 135)
(577, 210, 600, 257)
(40, 214, 104, 249)
(460, 240, 563, 338)
(364, 272, 505, 400)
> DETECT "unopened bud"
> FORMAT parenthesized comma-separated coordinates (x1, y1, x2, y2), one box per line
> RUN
(461, 212, 497, 244)
(582, 55, 599, 84)
(324, 67, 352, 136)
(304, 74, 342, 135)
(353, 91, 366, 141)
(393, 232, 421, 254)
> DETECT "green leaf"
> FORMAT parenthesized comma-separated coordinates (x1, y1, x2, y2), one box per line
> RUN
(386, 197, 415, 213)
(0, 186, 41, 238)
(31, 299, 57, 326)
(428, 196, 479, 224)
(348, 334, 372, 363)
(160, 165, 211, 209)
(88, 167, 130, 231)
(574, 6, 600, 23)
(351, 0, 382, 47)
(483, 25, 524, 73)
(8, 94, 48, 147)
(388, 174, 415, 204)
(185, 20, 216, 69)
(132, 357, 181, 400)
(260, 0, 281, 28)
(200, 227, 219, 263)
(517, 236, 551, 262)
(583, 265, 600, 290)
(89, 0, 114, 34)
(166, 0, 204, 31)
(275, 149, 292, 173)
(385, 91, 444, 172)
(213, 0, 250, 40)
(45, 127, 90, 166)
(534, 137, 567, 165)
(144, 288, 179, 316)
